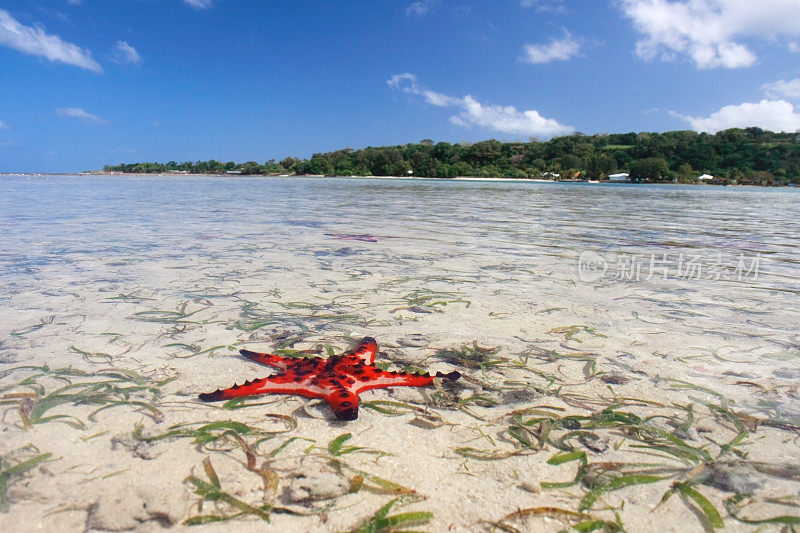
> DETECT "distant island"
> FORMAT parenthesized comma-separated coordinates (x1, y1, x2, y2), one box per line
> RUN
(103, 128, 800, 186)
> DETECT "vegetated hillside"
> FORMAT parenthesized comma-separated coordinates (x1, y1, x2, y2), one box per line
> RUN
(104, 128, 800, 185)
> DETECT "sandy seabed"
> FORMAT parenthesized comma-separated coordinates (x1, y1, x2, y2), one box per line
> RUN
(1, 176, 799, 532)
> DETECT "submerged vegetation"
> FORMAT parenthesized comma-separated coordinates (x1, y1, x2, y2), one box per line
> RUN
(2, 325, 799, 529)
(137, 417, 429, 528)
(2, 269, 799, 529)
(103, 128, 800, 185)
(0, 365, 170, 429)
(438, 340, 800, 532)
(0, 446, 52, 512)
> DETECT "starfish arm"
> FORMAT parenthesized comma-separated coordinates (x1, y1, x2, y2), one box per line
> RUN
(239, 349, 292, 370)
(324, 389, 360, 421)
(353, 369, 460, 394)
(198, 374, 325, 402)
(344, 337, 377, 364)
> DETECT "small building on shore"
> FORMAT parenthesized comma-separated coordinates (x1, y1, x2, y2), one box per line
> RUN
(697, 173, 729, 185)
(608, 172, 630, 182)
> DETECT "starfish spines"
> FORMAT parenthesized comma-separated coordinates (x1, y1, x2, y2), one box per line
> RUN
(198, 389, 225, 402)
(239, 349, 291, 369)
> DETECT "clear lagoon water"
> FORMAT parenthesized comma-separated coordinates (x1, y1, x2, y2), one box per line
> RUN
(1, 174, 799, 530)
(3, 175, 799, 403)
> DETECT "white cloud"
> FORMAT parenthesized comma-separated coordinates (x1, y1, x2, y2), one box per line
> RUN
(619, 0, 800, 69)
(387, 73, 461, 106)
(406, 0, 437, 17)
(761, 79, 800, 101)
(56, 107, 109, 125)
(387, 73, 417, 90)
(0, 8, 101, 72)
(0, 120, 9, 130)
(182, 0, 213, 8)
(523, 32, 581, 64)
(520, 0, 566, 13)
(388, 73, 573, 138)
(113, 40, 141, 65)
(448, 95, 575, 137)
(182, 0, 214, 8)
(672, 99, 800, 133)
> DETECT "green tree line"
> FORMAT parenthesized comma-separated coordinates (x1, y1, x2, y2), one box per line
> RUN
(103, 128, 800, 185)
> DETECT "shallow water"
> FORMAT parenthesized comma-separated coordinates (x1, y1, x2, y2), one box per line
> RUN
(1, 175, 799, 530)
(3, 176, 798, 381)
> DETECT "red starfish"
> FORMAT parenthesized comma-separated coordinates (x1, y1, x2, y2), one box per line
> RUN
(199, 337, 460, 420)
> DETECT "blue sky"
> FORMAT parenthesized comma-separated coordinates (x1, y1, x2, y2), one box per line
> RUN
(1, 0, 800, 172)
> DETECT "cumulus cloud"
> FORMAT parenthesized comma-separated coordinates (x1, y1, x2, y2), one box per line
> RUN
(0, 120, 9, 130)
(182, 0, 213, 9)
(672, 99, 800, 133)
(619, 0, 800, 69)
(56, 107, 109, 125)
(388, 73, 574, 138)
(761, 79, 800, 101)
(113, 40, 141, 65)
(406, 0, 437, 17)
(0, 8, 101, 72)
(523, 32, 581, 64)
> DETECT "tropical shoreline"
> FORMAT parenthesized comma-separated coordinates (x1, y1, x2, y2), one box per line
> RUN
(96, 130, 800, 187)
(4, 172, 798, 188)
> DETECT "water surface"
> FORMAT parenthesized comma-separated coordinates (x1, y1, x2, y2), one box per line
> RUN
(1, 175, 799, 530)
